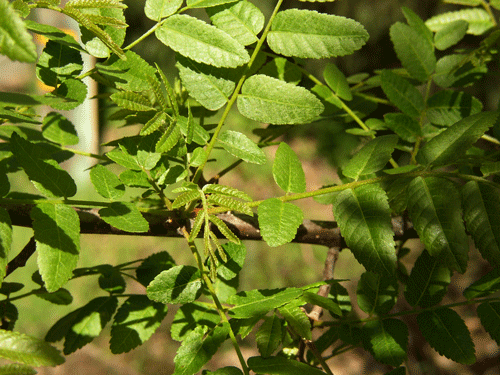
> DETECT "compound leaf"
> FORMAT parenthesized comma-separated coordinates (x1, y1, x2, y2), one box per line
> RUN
(171, 302, 220, 342)
(31, 203, 80, 292)
(278, 301, 311, 340)
(267, 9, 368, 59)
(426, 90, 483, 126)
(463, 268, 500, 299)
(426, 8, 494, 36)
(323, 63, 352, 101)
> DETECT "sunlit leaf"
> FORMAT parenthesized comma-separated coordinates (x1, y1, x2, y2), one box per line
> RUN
(90, 164, 125, 200)
(0, 0, 37, 62)
(426, 8, 494, 35)
(218, 130, 266, 164)
(362, 319, 408, 367)
(145, 0, 182, 21)
(258, 199, 303, 247)
(99, 202, 149, 233)
(273, 142, 306, 193)
(147, 265, 203, 304)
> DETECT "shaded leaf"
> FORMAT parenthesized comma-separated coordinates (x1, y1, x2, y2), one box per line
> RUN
(362, 319, 408, 367)
(273, 142, 306, 193)
(256, 315, 282, 357)
(42, 112, 79, 146)
(36, 40, 83, 87)
(0, 208, 12, 284)
(35, 288, 73, 306)
(463, 268, 500, 299)
(278, 301, 311, 340)
(99, 202, 149, 233)
(136, 251, 176, 287)
(477, 302, 500, 346)
(258, 57, 302, 85)
(41, 78, 88, 111)
(384, 113, 421, 143)
(258, 199, 303, 247)
(433, 54, 487, 88)
(147, 265, 203, 304)
(171, 302, 220, 342)
(380, 70, 424, 118)
(357, 271, 398, 315)
(145, 0, 182, 21)
(90, 164, 125, 200)
(248, 356, 326, 375)
(110, 91, 155, 111)
(426, 90, 482, 126)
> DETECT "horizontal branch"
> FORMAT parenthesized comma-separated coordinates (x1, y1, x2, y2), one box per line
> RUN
(2, 203, 416, 248)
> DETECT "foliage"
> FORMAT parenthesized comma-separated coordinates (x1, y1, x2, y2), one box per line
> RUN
(0, 0, 500, 374)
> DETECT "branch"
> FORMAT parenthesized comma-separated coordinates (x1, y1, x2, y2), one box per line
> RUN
(1, 203, 416, 248)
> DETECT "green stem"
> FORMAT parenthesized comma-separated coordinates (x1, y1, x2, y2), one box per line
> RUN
(181, 228, 250, 375)
(60, 146, 108, 161)
(192, 0, 286, 185)
(124, 21, 163, 50)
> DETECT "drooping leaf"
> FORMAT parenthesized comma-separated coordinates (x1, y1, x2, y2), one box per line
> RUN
(462, 181, 500, 266)
(217, 130, 266, 164)
(417, 308, 475, 364)
(0, 208, 12, 284)
(144, 0, 182, 21)
(207, 0, 265, 46)
(110, 295, 168, 354)
(0, 0, 37, 62)
(407, 177, 469, 273)
(323, 63, 352, 101)
(10, 133, 77, 198)
(416, 112, 498, 166)
(278, 301, 311, 340)
(238, 75, 324, 125)
(272, 142, 306, 194)
(362, 319, 408, 367)
(42, 112, 79, 146)
(389, 22, 436, 81)
(257, 198, 303, 247)
(256, 315, 283, 358)
(332, 184, 396, 277)
(267, 9, 369, 59)
(357, 271, 398, 315)
(176, 56, 237, 111)
(90, 164, 125, 200)
(135, 251, 176, 287)
(209, 215, 240, 244)
(477, 302, 500, 346)
(63, 296, 118, 355)
(404, 249, 451, 307)
(463, 268, 500, 299)
(35, 288, 73, 306)
(173, 323, 229, 375)
(434, 20, 469, 50)
(342, 135, 398, 180)
(156, 14, 249, 68)
(31, 203, 80, 292)
(227, 287, 303, 319)
(426, 90, 483, 126)
(426, 8, 494, 36)
(147, 265, 203, 304)
(0, 329, 64, 367)
(170, 302, 220, 342)
(99, 202, 149, 233)
(379, 70, 424, 118)
(41, 78, 88, 111)
(248, 356, 326, 375)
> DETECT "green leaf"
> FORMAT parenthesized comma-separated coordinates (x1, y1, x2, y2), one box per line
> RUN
(42, 112, 79, 146)
(173, 323, 229, 375)
(389, 22, 436, 81)
(401, 6, 434, 48)
(119, 169, 150, 188)
(404, 249, 451, 307)
(238, 75, 324, 125)
(36, 40, 83, 87)
(407, 177, 469, 273)
(63, 296, 118, 355)
(444, 0, 481, 5)
(434, 20, 469, 50)
(481, 161, 500, 177)
(207, 0, 265, 46)
(35, 288, 73, 305)
(258, 57, 302, 85)
(99, 202, 149, 233)
(110, 295, 168, 354)
(362, 319, 408, 367)
(203, 184, 251, 201)
(90, 164, 125, 200)
(0, 363, 37, 375)
(145, 0, 182, 21)
(477, 302, 500, 346)
(218, 130, 266, 164)
(383, 113, 421, 143)
(416, 112, 498, 166)
(41, 78, 88, 111)
(147, 265, 203, 304)
(0, 329, 64, 367)
(178, 115, 210, 146)
(433, 54, 487, 88)
(156, 14, 249, 68)
(217, 242, 246, 280)
(140, 111, 166, 136)
(136, 251, 176, 287)
(106, 148, 140, 171)
(323, 63, 352, 101)
(426, 90, 483, 126)
(426, 8, 494, 36)
(342, 135, 398, 180)
(0, 208, 12, 284)
(25, 20, 83, 51)
(463, 268, 500, 299)
(379, 70, 424, 118)
(31, 203, 80, 292)
(273, 142, 306, 194)
(267, 9, 368, 59)
(171, 302, 220, 342)
(256, 315, 282, 357)
(10, 133, 77, 198)
(417, 308, 475, 364)
(278, 301, 311, 340)
(248, 356, 326, 375)
(258, 199, 303, 247)
(227, 287, 303, 319)
(209, 215, 240, 244)
(110, 91, 155, 111)
(176, 56, 237, 111)
(357, 271, 397, 315)
(462, 181, 500, 266)
(302, 292, 342, 317)
(156, 123, 181, 154)
(0, 0, 37, 62)
(172, 189, 201, 209)
(203, 367, 243, 375)
(332, 184, 396, 277)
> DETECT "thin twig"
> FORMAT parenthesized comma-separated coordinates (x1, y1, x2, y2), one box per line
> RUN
(6, 237, 36, 277)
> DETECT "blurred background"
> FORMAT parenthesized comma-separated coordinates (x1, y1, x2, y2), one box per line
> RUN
(1, 0, 499, 374)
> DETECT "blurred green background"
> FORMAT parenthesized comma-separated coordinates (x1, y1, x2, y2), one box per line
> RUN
(2, 0, 498, 374)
